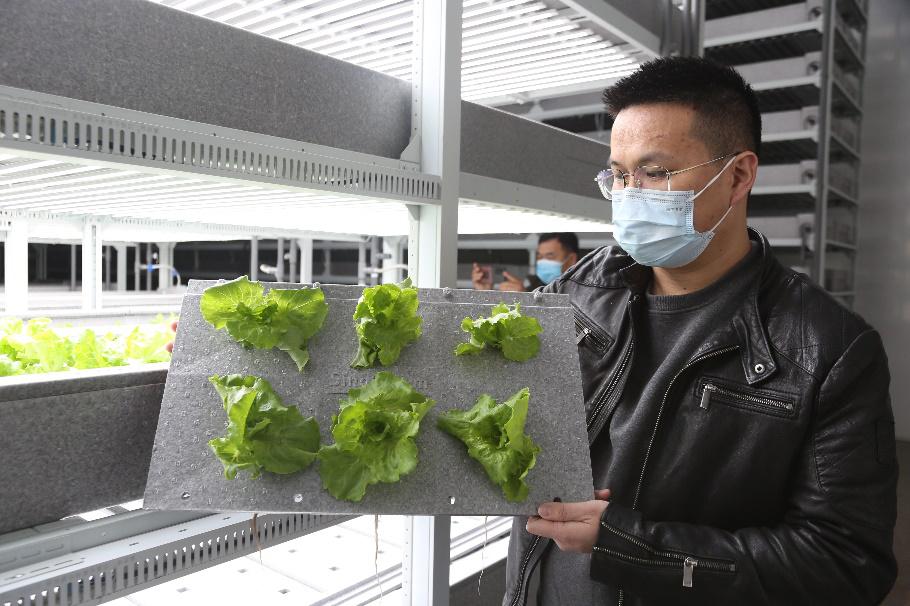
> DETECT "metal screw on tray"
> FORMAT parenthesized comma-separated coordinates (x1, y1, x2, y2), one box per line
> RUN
(449, 496, 456, 505)
(181, 492, 190, 500)
(442, 287, 453, 298)
(294, 493, 304, 503)
(312, 282, 321, 289)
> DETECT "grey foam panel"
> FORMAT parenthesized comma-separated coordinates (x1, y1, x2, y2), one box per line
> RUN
(0, 0, 609, 197)
(143, 280, 593, 515)
(460, 102, 609, 200)
(0, 0, 412, 159)
(0, 366, 167, 534)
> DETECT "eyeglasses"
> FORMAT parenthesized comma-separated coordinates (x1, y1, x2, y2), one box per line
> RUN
(594, 152, 740, 200)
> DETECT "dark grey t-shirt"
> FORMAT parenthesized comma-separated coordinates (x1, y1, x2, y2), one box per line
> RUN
(537, 243, 761, 606)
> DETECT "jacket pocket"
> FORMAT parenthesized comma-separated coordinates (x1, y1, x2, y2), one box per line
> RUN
(595, 522, 736, 589)
(572, 304, 613, 355)
(695, 376, 798, 419)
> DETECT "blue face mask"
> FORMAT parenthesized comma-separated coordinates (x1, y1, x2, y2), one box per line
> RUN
(610, 156, 737, 268)
(536, 258, 565, 284)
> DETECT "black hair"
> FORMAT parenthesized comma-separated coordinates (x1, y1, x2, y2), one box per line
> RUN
(602, 56, 762, 158)
(539, 232, 579, 256)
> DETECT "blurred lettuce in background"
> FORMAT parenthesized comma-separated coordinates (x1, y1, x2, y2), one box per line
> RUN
(0, 315, 176, 377)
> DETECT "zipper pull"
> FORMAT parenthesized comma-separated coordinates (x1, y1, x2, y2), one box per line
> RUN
(576, 326, 590, 345)
(683, 557, 697, 588)
(700, 384, 715, 410)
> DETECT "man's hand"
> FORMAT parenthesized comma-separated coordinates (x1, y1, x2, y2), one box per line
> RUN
(472, 262, 493, 290)
(525, 489, 610, 553)
(497, 271, 526, 292)
(165, 321, 177, 353)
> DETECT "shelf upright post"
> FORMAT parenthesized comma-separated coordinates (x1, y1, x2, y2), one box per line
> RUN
(357, 240, 367, 285)
(276, 237, 285, 282)
(81, 221, 102, 310)
(104, 245, 112, 292)
(298, 238, 313, 284)
(144, 243, 152, 291)
(157, 242, 170, 293)
(401, 0, 462, 604)
(250, 236, 259, 281)
(115, 244, 127, 292)
(813, 0, 836, 288)
(382, 236, 404, 284)
(289, 238, 298, 284)
(405, 0, 460, 291)
(4, 217, 29, 314)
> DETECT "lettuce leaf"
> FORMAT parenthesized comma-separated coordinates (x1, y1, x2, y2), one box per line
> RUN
(200, 276, 328, 371)
(318, 371, 434, 501)
(437, 387, 541, 502)
(208, 374, 321, 480)
(351, 278, 422, 368)
(454, 303, 542, 362)
(0, 316, 174, 376)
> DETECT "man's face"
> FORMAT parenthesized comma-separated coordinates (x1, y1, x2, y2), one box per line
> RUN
(537, 239, 577, 272)
(609, 103, 736, 234)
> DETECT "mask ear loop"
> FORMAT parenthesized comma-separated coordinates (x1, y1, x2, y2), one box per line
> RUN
(692, 154, 739, 200)
(707, 203, 735, 233)
(694, 154, 739, 235)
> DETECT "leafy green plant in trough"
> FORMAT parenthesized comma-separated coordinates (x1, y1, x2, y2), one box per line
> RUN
(0, 315, 175, 377)
(351, 278, 422, 368)
(208, 374, 320, 480)
(319, 372, 434, 502)
(200, 276, 328, 371)
(454, 303, 542, 362)
(438, 387, 541, 502)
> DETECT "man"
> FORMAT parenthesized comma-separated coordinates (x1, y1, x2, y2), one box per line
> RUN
(502, 57, 898, 606)
(472, 232, 580, 292)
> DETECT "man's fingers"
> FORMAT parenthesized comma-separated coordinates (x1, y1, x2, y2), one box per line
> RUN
(166, 321, 178, 353)
(537, 499, 607, 521)
(594, 489, 611, 501)
(538, 501, 579, 521)
(526, 515, 557, 539)
(502, 271, 519, 282)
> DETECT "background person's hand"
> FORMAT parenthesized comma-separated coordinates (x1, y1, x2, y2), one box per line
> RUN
(471, 262, 493, 290)
(525, 489, 611, 553)
(497, 271, 525, 292)
(165, 320, 177, 353)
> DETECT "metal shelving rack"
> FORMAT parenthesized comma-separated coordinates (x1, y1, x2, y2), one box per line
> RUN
(0, 0, 628, 605)
(705, 0, 868, 307)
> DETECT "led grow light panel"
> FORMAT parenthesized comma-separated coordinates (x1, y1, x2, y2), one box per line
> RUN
(148, 0, 641, 104)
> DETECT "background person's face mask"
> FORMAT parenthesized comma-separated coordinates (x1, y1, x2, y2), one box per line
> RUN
(536, 258, 565, 283)
(610, 155, 738, 268)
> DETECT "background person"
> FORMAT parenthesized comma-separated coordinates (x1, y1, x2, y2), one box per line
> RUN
(471, 232, 580, 292)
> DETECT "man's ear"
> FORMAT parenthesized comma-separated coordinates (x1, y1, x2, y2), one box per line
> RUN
(731, 151, 759, 207)
(566, 253, 579, 268)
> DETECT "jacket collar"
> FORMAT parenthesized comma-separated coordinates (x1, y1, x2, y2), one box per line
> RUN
(618, 227, 779, 385)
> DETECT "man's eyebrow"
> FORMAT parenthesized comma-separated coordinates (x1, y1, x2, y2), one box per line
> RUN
(610, 151, 672, 168)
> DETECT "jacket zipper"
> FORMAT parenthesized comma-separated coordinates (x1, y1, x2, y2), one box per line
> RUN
(509, 536, 542, 606)
(598, 523, 736, 587)
(700, 382, 794, 413)
(632, 346, 739, 509)
(509, 335, 632, 606)
(574, 314, 611, 352)
(586, 339, 634, 431)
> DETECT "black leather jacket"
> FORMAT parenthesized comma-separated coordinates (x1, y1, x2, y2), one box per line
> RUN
(502, 229, 898, 606)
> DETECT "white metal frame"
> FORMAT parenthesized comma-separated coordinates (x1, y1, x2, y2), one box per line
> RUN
(0, 1, 623, 604)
